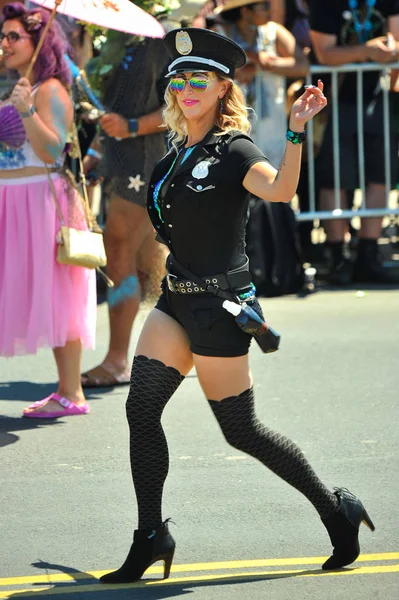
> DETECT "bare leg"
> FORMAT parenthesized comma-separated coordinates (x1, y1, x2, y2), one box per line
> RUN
(360, 183, 385, 239)
(319, 188, 348, 242)
(54, 340, 85, 403)
(135, 308, 194, 374)
(106, 196, 153, 366)
(320, 184, 385, 240)
(193, 353, 252, 400)
(82, 195, 156, 385)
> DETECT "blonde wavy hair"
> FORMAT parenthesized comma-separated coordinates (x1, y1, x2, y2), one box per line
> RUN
(163, 74, 251, 147)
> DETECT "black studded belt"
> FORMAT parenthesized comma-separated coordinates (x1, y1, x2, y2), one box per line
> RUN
(166, 259, 252, 295)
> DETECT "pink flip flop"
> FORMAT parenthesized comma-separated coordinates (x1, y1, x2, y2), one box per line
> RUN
(23, 393, 90, 418)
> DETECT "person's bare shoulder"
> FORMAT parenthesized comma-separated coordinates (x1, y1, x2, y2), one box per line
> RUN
(36, 78, 70, 99)
(34, 78, 73, 122)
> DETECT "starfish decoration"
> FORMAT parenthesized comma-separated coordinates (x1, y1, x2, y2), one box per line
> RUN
(128, 174, 145, 193)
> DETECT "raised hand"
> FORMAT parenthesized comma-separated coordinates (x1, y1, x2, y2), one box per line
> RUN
(289, 79, 327, 131)
(9, 77, 32, 113)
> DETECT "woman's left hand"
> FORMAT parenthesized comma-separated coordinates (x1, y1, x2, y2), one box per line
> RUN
(9, 78, 33, 113)
(289, 79, 327, 130)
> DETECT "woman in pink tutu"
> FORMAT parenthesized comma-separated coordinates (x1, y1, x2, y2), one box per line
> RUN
(0, 3, 96, 417)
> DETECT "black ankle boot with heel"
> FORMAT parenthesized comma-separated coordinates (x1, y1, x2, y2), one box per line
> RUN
(322, 487, 375, 570)
(100, 520, 175, 584)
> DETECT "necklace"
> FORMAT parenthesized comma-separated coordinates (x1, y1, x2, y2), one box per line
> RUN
(348, 0, 377, 43)
(153, 144, 197, 223)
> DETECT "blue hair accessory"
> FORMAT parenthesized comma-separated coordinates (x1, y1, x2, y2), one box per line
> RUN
(108, 275, 139, 307)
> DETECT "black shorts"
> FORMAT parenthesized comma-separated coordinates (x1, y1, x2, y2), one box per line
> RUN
(103, 175, 148, 208)
(155, 278, 264, 357)
(316, 102, 399, 190)
(101, 134, 166, 207)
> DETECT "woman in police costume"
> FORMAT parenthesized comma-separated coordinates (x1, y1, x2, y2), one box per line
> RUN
(100, 28, 375, 584)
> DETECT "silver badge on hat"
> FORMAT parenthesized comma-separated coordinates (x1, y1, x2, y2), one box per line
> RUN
(192, 161, 211, 180)
(176, 31, 193, 55)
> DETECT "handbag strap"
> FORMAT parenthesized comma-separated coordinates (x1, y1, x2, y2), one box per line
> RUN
(71, 120, 94, 230)
(45, 166, 65, 224)
(45, 129, 114, 289)
(45, 120, 93, 229)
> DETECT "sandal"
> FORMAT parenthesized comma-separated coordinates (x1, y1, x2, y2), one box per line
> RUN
(23, 393, 90, 418)
(81, 363, 131, 388)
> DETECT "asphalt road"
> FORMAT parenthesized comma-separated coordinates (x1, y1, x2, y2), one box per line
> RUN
(1, 287, 398, 600)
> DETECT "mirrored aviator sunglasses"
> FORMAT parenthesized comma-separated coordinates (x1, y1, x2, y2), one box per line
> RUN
(169, 75, 212, 95)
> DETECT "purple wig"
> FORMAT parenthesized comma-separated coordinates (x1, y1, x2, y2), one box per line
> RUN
(1, 3, 71, 86)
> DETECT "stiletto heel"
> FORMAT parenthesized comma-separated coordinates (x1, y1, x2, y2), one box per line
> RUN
(322, 487, 375, 570)
(162, 551, 175, 579)
(100, 519, 175, 584)
(362, 509, 375, 531)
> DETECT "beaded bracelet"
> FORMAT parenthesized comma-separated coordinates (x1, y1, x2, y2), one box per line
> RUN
(286, 129, 307, 145)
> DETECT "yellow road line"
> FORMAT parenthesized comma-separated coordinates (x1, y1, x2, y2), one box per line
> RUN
(0, 553, 398, 586)
(0, 564, 398, 598)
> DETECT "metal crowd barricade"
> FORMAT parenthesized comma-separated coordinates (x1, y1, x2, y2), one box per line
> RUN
(296, 62, 399, 222)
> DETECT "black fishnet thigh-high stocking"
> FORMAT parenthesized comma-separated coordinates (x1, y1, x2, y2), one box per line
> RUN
(209, 388, 338, 519)
(126, 355, 184, 529)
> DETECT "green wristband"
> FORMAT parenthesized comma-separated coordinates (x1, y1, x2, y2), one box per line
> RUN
(286, 129, 307, 144)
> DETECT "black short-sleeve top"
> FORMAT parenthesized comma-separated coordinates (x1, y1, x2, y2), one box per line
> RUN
(147, 128, 268, 276)
(308, 0, 399, 102)
(99, 36, 169, 178)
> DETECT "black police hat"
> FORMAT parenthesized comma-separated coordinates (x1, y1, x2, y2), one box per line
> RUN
(164, 28, 247, 78)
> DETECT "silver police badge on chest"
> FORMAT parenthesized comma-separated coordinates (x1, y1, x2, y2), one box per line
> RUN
(192, 160, 211, 180)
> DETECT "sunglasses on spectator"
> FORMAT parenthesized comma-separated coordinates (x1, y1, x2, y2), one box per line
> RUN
(169, 74, 216, 95)
(0, 31, 31, 44)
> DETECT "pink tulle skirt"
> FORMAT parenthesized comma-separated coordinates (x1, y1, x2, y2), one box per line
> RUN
(0, 173, 96, 357)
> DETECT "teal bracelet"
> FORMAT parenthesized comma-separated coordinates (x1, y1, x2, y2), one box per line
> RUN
(286, 129, 307, 144)
(87, 147, 102, 160)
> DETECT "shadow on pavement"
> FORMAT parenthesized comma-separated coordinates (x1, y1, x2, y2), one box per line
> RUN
(0, 381, 110, 402)
(0, 382, 56, 402)
(0, 416, 62, 448)
(4, 559, 351, 599)
(0, 382, 107, 449)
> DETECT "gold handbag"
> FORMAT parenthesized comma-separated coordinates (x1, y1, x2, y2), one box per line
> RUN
(56, 224, 107, 268)
(46, 124, 108, 273)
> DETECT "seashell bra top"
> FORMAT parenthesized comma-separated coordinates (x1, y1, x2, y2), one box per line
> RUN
(0, 85, 64, 170)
